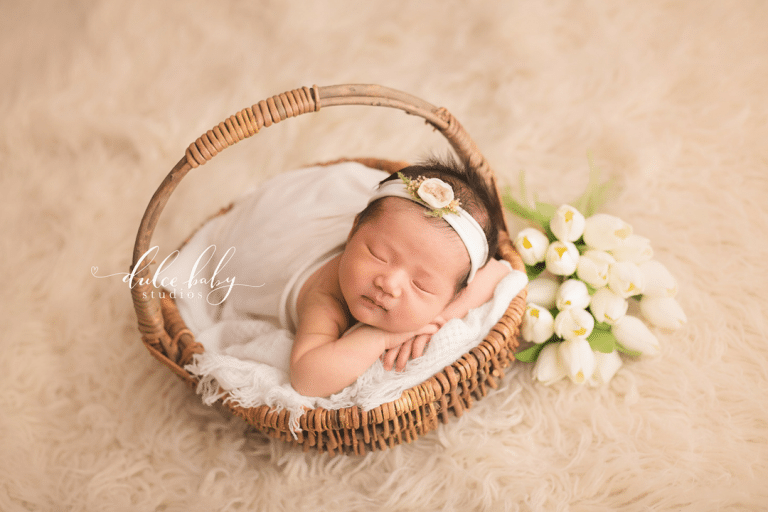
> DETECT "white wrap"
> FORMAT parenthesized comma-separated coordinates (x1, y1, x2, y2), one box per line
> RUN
(164, 162, 526, 433)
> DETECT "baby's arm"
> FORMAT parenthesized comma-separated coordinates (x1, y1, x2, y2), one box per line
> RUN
(289, 262, 437, 397)
(382, 258, 511, 371)
(441, 258, 511, 320)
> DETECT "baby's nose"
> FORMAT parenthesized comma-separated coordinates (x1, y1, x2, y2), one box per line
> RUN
(375, 271, 403, 298)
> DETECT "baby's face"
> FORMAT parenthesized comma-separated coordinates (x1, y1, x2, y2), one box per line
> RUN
(338, 198, 469, 333)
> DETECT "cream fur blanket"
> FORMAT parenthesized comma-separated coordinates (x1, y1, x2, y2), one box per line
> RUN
(2, 1, 766, 511)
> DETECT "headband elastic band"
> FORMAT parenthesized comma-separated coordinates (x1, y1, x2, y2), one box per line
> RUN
(368, 179, 489, 282)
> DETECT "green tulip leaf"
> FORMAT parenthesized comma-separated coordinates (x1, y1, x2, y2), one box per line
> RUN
(615, 341, 643, 357)
(593, 321, 612, 332)
(502, 172, 560, 231)
(514, 342, 549, 363)
(525, 262, 547, 280)
(503, 154, 616, 229)
(570, 152, 615, 217)
(587, 329, 617, 353)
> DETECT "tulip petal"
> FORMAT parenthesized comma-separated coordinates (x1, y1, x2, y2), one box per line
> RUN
(527, 275, 560, 310)
(640, 297, 687, 330)
(559, 338, 596, 384)
(550, 204, 586, 243)
(545, 241, 580, 276)
(589, 350, 623, 386)
(556, 279, 591, 311)
(532, 343, 567, 385)
(612, 315, 660, 356)
(640, 260, 678, 298)
(513, 228, 550, 266)
(522, 303, 556, 343)
(583, 214, 633, 251)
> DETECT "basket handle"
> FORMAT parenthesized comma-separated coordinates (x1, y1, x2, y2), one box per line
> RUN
(131, 84, 505, 358)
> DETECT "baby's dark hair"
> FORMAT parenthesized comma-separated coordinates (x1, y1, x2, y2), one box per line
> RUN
(354, 155, 503, 293)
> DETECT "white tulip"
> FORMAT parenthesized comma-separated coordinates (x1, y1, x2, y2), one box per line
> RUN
(589, 287, 628, 325)
(554, 308, 595, 341)
(589, 350, 623, 386)
(556, 279, 591, 311)
(532, 343, 567, 385)
(608, 261, 645, 298)
(550, 204, 586, 243)
(612, 315, 660, 356)
(521, 304, 556, 344)
(611, 234, 654, 263)
(526, 275, 559, 310)
(640, 297, 687, 330)
(545, 241, 580, 276)
(639, 260, 678, 298)
(576, 249, 615, 289)
(583, 213, 633, 251)
(513, 228, 550, 266)
(558, 338, 596, 384)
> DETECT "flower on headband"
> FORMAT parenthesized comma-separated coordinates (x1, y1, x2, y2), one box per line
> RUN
(399, 172, 461, 217)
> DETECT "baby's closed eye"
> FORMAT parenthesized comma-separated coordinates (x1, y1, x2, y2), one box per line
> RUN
(367, 245, 387, 263)
(412, 280, 434, 294)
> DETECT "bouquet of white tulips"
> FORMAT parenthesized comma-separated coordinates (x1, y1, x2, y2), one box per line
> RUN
(504, 164, 686, 386)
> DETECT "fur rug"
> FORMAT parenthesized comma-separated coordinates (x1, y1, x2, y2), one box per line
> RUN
(2, 1, 766, 510)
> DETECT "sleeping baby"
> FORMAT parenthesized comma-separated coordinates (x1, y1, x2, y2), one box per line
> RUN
(289, 158, 511, 397)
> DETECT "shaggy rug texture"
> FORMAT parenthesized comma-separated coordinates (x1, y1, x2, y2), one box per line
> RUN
(2, 1, 766, 510)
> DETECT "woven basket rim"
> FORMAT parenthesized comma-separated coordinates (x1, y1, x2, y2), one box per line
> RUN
(131, 85, 526, 455)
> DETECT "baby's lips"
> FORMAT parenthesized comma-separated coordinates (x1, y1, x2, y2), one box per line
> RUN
(362, 295, 388, 311)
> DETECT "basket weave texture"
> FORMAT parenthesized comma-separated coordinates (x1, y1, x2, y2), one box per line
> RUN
(131, 85, 526, 455)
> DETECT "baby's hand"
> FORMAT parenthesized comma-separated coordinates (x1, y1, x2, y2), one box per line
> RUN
(382, 316, 446, 372)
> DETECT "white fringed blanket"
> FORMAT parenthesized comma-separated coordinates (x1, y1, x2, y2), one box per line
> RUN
(165, 161, 526, 432)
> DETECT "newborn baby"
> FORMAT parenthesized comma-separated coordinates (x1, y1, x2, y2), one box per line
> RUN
(290, 158, 510, 397)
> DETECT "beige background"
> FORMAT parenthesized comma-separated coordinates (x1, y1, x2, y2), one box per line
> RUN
(1, 1, 766, 510)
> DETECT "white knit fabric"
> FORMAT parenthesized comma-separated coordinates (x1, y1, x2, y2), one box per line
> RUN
(169, 162, 526, 432)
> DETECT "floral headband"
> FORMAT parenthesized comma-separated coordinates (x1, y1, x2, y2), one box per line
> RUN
(367, 172, 489, 282)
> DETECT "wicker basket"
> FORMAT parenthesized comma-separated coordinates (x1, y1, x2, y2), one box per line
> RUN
(131, 84, 527, 456)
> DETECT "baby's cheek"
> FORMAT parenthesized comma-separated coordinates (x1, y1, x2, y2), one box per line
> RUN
(408, 299, 444, 327)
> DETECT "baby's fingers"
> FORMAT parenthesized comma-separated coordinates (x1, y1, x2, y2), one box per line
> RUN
(394, 334, 430, 371)
(410, 334, 430, 361)
(383, 339, 412, 371)
(415, 323, 440, 336)
(395, 342, 412, 372)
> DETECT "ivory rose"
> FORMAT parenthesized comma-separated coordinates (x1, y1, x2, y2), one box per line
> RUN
(417, 178, 454, 208)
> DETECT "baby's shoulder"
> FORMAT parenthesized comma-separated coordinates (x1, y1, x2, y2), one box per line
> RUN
(296, 255, 350, 334)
